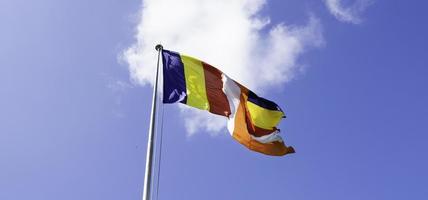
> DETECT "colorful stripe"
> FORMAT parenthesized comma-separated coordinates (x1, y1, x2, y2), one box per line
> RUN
(244, 109, 278, 137)
(181, 55, 210, 110)
(222, 74, 242, 137)
(247, 91, 283, 112)
(222, 75, 294, 156)
(202, 62, 231, 117)
(231, 89, 294, 156)
(162, 50, 187, 104)
(162, 51, 231, 117)
(246, 101, 284, 130)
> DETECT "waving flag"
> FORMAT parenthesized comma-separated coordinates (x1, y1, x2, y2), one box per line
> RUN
(162, 49, 295, 156)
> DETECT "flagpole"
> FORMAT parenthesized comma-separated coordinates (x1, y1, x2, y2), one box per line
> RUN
(142, 44, 163, 200)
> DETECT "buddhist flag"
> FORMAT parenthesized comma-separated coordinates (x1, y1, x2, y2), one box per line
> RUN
(161, 49, 295, 156)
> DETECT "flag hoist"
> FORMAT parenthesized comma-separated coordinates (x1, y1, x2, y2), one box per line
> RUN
(142, 44, 295, 200)
(142, 44, 163, 200)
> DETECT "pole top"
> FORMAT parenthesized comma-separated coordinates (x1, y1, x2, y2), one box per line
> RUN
(155, 44, 163, 51)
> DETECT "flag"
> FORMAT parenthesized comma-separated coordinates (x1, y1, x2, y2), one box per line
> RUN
(161, 49, 295, 156)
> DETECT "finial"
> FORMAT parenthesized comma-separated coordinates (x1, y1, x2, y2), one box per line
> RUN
(155, 44, 163, 51)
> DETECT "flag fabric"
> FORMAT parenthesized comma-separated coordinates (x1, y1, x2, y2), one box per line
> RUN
(161, 49, 295, 156)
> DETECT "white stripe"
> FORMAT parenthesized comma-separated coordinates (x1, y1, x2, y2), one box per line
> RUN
(251, 130, 284, 143)
(222, 74, 241, 136)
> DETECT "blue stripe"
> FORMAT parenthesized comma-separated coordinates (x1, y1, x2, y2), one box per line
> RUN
(247, 91, 283, 112)
(162, 50, 187, 104)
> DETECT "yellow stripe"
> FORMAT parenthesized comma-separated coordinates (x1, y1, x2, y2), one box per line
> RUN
(246, 101, 284, 130)
(181, 55, 210, 110)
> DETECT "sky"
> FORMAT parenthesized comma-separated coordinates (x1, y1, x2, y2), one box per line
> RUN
(1, 0, 428, 200)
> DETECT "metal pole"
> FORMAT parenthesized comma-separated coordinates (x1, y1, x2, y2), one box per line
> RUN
(142, 44, 163, 200)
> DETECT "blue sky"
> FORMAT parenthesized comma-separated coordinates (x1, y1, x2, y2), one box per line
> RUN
(1, 0, 428, 200)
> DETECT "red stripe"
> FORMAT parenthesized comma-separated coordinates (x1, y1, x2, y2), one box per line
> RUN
(202, 62, 231, 117)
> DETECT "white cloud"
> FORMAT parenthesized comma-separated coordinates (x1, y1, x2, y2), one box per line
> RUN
(180, 105, 226, 137)
(324, 0, 373, 24)
(106, 78, 134, 118)
(107, 80, 133, 94)
(123, 0, 323, 135)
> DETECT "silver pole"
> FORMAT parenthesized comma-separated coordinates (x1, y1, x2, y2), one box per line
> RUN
(142, 44, 163, 200)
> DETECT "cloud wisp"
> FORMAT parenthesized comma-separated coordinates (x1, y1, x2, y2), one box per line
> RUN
(123, 0, 324, 136)
(324, 0, 373, 24)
